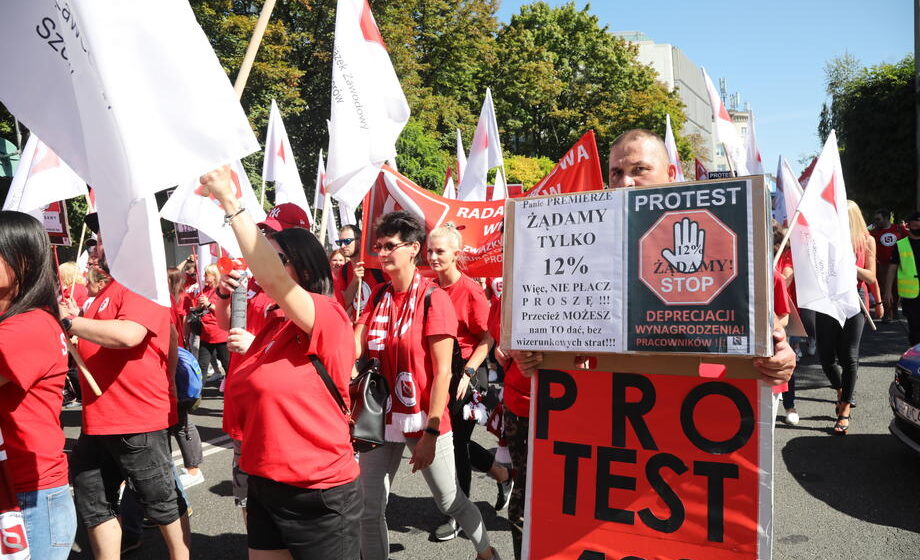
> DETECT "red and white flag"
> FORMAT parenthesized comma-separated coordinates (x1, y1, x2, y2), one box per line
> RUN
(799, 156, 817, 187)
(2, 134, 87, 214)
(313, 150, 327, 223)
(161, 161, 267, 258)
(701, 67, 748, 176)
(745, 110, 764, 175)
(694, 158, 709, 181)
(263, 100, 310, 216)
(663, 114, 686, 182)
(527, 131, 604, 197)
(774, 156, 803, 228)
(442, 167, 457, 199)
(326, 0, 410, 209)
(456, 128, 467, 183)
(361, 165, 504, 277)
(458, 88, 504, 201)
(0, 0, 259, 305)
(789, 131, 860, 325)
(491, 168, 508, 201)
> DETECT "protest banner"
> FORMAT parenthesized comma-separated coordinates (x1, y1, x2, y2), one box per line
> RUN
(503, 176, 772, 362)
(524, 368, 774, 560)
(41, 201, 72, 246)
(527, 131, 605, 197)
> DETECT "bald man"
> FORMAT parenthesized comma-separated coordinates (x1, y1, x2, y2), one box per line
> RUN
(608, 128, 678, 188)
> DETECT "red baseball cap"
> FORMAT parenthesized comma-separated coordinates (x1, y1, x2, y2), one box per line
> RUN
(258, 203, 310, 232)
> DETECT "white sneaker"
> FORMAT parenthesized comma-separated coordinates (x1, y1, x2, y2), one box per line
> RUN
(784, 409, 800, 426)
(179, 469, 205, 489)
(806, 339, 817, 356)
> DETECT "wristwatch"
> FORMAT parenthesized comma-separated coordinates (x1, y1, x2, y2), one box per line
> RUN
(61, 317, 73, 333)
(463, 367, 476, 378)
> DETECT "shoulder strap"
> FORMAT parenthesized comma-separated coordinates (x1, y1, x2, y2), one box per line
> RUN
(371, 269, 385, 283)
(372, 282, 392, 308)
(422, 285, 437, 324)
(308, 355, 349, 416)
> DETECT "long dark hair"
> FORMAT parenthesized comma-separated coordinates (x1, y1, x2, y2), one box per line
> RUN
(0, 211, 61, 323)
(268, 228, 332, 296)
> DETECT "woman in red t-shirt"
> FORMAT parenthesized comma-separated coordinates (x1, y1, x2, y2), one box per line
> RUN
(199, 167, 361, 559)
(426, 224, 513, 540)
(355, 212, 500, 560)
(195, 264, 230, 382)
(0, 211, 76, 559)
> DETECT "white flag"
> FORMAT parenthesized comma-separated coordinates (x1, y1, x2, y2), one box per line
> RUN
(161, 161, 267, 258)
(326, 0, 410, 209)
(263, 100, 310, 216)
(456, 128, 467, 183)
(324, 197, 339, 245)
(701, 67, 748, 176)
(774, 156, 803, 227)
(491, 168, 508, 201)
(745, 110, 765, 176)
(338, 202, 357, 227)
(789, 131, 860, 325)
(443, 175, 456, 199)
(458, 88, 504, 201)
(663, 114, 686, 182)
(3, 134, 87, 213)
(0, 0, 259, 304)
(313, 150, 327, 223)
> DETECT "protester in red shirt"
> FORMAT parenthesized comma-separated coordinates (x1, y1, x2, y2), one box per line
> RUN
(0, 211, 77, 559)
(427, 224, 513, 541)
(329, 248, 346, 272)
(335, 224, 386, 317)
(355, 211, 501, 560)
(213, 202, 310, 515)
(872, 208, 906, 321)
(193, 263, 230, 384)
(58, 261, 88, 308)
(62, 214, 189, 560)
(198, 167, 361, 559)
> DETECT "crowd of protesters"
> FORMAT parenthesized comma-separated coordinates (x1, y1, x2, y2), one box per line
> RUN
(28, 131, 920, 560)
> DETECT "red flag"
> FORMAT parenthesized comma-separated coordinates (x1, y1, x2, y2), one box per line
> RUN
(527, 131, 604, 197)
(360, 165, 504, 277)
(694, 158, 709, 180)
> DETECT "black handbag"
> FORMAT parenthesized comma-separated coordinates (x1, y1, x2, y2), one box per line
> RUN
(309, 356, 389, 453)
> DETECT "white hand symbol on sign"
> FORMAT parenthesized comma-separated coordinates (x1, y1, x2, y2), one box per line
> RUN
(661, 217, 705, 273)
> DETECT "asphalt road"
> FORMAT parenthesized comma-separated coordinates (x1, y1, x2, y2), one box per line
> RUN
(62, 318, 920, 559)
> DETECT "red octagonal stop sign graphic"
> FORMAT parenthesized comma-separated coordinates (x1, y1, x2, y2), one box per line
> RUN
(639, 209, 737, 305)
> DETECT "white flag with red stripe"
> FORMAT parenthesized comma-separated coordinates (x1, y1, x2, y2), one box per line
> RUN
(788, 131, 860, 325)
(458, 88, 504, 201)
(3, 134, 87, 214)
(663, 114, 686, 182)
(456, 128, 467, 183)
(745, 110, 765, 176)
(263, 100, 310, 216)
(701, 67, 748, 176)
(161, 161, 267, 258)
(326, 0, 410, 209)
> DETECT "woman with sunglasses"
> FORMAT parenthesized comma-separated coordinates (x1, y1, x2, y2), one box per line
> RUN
(0, 211, 77, 558)
(426, 224, 513, 542)
(197, 167, 360, 559)
(355, 211, 501, 560)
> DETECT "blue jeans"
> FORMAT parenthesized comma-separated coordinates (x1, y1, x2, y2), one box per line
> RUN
(17, 484, 77, 560)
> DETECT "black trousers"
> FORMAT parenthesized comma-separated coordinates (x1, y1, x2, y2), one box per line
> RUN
(197, 341, 229, 377)
(902, 297, 920, 346)
(816, 311, 866, 404)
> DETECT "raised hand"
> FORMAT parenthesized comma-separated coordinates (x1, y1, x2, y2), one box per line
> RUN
(661, 217, 705, 273)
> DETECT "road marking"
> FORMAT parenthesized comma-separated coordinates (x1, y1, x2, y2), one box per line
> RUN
(172, 434, 233, 466)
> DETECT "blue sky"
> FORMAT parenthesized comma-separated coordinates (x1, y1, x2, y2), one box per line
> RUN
(495, 0, 913, 175)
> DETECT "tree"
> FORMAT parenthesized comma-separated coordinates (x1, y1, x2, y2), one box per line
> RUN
(819, 54, 915, 212)
(490, 2, 687, 161)
(505, 154, 554, 189)
(395, 120, 449, 191)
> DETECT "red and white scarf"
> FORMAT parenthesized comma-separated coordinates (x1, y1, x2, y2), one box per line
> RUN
(366, 272, 432, 441)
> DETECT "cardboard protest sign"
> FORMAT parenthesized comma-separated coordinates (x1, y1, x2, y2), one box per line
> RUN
(525, 369, 774, 560)
(626, 180, 757, 354)
(42, 201, 71, 246)
(503, 177, 771, 360)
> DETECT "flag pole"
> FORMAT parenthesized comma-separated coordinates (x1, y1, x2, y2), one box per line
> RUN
(772, 210, 801, 269)
(318, 195, 331, 245)
(259, 176, 267, 208)
(722, 143, 737, 177)
(860, 297, 877, 331)
(233, 0, 278, 98)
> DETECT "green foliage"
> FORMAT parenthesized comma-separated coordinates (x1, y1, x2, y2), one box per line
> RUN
(820, 54, 915, 212)
(395, 120, 449, 191)
(505, 154, 554, 189)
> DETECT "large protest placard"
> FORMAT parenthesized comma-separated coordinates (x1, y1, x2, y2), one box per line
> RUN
(503, 177, 771, 360)
(42, 201, 71, 246)
(524, 369, 774, 560)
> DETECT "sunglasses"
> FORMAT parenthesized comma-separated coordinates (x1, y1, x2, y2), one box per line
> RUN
(335, 238, 356, 247)
(372, 241, 412, 254)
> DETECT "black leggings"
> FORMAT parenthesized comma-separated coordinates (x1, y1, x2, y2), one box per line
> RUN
(815, 311, 866, 404)
(451, 405, 496, 498)
(197, 341, 229, 377)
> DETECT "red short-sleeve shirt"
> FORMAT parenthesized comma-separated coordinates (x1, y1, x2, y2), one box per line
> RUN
(229, 294, 359, 488)
(773, 270, 791, 318)
(487, 294, 531, 418)
(199, 286, 229, 344)
(359, 281, 458, 437)
(0, 310, 70, 492)
(78, 280, 175, 435)
(439, 275, 490, 360)
(871, 224, 907, 265)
